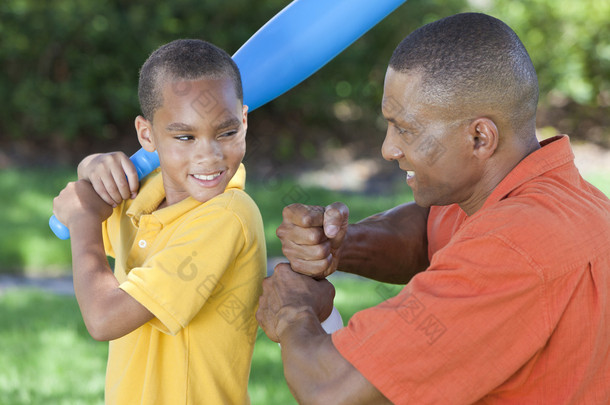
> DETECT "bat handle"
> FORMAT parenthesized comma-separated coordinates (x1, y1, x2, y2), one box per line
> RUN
(49, 215, 71, 240)
(320, 305, 343, 333)
(131, 148, 161, 181)
(49, 149, 160, 240)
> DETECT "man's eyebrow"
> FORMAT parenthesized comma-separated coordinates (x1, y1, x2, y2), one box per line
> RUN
(383, 112, 422, 131)
(383, 115, 406, 127)
(166, 122, 196, 132)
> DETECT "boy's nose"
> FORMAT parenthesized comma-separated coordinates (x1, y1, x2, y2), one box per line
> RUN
(194, 139, 223, 162)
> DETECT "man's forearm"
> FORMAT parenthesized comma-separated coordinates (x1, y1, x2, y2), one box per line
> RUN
(278, 309, 391, 405)
(338, 202, 429, 284)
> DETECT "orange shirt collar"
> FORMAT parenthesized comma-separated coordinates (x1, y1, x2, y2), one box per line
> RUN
(481, 135, 574, 211)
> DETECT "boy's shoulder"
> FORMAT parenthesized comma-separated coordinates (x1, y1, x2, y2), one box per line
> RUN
(203, 188, 258, 212)
(186, 188, 263, 228)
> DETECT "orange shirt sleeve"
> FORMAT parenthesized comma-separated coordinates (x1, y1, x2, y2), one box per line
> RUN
(332, 231, 550, 404)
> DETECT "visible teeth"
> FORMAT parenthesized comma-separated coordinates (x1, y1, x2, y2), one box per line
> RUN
(194, 173, 220, 181)
(406, 171, 415, 178)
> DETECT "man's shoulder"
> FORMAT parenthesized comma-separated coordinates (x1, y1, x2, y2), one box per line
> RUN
(458, 189, 610, 271)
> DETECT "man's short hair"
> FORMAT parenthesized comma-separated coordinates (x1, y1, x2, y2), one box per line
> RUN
(389, 13, 538, 130)
(138, 39, 243, 121)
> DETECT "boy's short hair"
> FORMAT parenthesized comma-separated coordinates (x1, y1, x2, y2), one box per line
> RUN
(138, 39, 243, 121)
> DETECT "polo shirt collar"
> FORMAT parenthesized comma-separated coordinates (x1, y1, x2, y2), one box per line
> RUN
(481, 135, 574, 210)
(126, 163, 246, 228)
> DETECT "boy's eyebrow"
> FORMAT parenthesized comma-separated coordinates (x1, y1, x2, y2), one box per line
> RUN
(166, 122, 196, 132)
(213, 116, 242, 130)
(165, 117, 242, 133)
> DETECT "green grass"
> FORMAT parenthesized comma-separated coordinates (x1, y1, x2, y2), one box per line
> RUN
(0, 290, 107, 404)
(0, 167, 76, 274)
(0, 276, 400, 404)
(0, 166, 412, 274)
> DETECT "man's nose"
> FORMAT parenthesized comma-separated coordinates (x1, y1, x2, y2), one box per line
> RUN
(381, 131, 404, 162)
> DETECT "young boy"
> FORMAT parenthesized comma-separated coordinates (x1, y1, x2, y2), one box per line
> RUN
(52, 39, 266, 404)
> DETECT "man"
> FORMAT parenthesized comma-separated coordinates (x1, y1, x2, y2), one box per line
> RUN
(256, 13, 610, 404)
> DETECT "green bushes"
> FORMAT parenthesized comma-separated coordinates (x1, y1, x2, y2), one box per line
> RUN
(1, 0, 279, 141)
(2, 0, 607, 147)
(489, 0, 610, 106)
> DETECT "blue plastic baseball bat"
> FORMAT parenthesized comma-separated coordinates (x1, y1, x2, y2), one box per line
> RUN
(49, 149, 160, 239)
(50, 0, 407, 239)
(234, 0, 407, 112)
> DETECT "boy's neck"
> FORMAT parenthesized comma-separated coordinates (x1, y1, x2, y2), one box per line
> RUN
(157, 198, 168, 210)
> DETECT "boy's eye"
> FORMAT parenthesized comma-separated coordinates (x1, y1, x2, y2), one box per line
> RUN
(219, 130, 238, 138)
(175, 135, 194, 141)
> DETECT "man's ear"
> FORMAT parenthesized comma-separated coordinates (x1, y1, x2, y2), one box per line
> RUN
(135, 116, 156, 152)
(468, 118, 498, 160)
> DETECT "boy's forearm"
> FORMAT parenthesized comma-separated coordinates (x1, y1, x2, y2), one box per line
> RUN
(70, 217, 120, 339)
(338, 202, 430, 284)
(278, 310, 391, 405)
(70, 217, 152, 341)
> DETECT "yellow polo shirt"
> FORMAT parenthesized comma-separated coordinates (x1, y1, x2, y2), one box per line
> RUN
(101, 164, 266, 405)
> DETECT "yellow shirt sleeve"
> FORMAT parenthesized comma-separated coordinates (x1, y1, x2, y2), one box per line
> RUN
(120, 199, 247, 335)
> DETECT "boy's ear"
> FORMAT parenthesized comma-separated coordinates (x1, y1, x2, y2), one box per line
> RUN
(242, 104, 249, 132)
(135, 116, 156, 152)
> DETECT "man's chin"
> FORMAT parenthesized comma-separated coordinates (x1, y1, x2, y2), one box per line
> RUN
(412, 194, 431, 208)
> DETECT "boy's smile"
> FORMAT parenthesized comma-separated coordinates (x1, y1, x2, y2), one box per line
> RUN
(135, 77, 247, 207)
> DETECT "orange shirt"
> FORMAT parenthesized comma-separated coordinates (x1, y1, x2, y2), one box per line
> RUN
(333, 136, 610, 404)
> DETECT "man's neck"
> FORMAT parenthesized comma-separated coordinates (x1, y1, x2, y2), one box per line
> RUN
(459, 135, 540, 216)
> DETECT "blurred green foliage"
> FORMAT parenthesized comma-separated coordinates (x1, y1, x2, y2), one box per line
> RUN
(488, 0, 610, 106)
(0, 0, 286, 142)
(1, 0, 608, 147)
